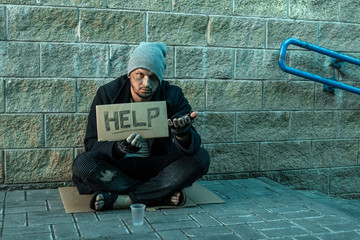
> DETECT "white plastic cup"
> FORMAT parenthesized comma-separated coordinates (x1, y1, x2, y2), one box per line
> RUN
(130, 203, 146, 226)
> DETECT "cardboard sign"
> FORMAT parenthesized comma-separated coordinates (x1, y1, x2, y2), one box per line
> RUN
(96, 101, 169, 141)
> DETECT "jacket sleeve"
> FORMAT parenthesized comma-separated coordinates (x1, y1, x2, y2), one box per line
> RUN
(173, 127, 201, 156)
(168, 87, 202, 156)
(84, 86, 125, 161)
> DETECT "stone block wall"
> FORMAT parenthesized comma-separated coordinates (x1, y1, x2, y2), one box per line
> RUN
(1, 0, 360, 197)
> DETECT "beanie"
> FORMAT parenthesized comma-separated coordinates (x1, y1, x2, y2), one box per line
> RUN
(127, 42, 167, 83)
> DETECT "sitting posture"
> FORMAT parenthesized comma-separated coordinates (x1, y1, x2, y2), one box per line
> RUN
(72, 42, 210, 210)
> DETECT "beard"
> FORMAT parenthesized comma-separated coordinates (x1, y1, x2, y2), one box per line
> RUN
(131, 85, 153, 100)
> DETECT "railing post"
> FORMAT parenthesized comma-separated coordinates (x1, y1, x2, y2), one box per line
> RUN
(278, 38, 360, 95)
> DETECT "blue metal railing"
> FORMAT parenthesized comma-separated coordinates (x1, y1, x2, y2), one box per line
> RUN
(278, 38, 360, 95)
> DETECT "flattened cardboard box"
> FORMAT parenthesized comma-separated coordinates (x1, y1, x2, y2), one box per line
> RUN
(59, 183, 225, 213)
(96, 101, 168, 141)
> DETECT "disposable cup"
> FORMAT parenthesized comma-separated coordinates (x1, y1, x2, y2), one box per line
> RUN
(130, 204, 146, 226)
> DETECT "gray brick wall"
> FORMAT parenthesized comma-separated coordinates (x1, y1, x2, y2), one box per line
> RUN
(1, 0, 360, 198)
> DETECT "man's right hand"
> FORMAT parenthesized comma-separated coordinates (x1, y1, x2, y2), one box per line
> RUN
(115, 133, 143, 154)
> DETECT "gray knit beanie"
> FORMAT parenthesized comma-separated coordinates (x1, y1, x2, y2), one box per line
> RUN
(127, 42, 167, 83)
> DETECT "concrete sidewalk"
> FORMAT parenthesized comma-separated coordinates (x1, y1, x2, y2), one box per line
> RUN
(1, 177, 360, 240)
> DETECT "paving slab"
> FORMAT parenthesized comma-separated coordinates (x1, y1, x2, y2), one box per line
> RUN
(0, 177, 360, 239)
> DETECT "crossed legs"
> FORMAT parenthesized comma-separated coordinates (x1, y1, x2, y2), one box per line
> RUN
(72, 148, 210, 210)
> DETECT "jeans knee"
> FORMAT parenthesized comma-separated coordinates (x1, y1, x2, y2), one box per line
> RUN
(72, 152, 98, 180)
(194, 147, 210, 175)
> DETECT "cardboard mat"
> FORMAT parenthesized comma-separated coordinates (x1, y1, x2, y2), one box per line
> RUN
(59, 183, 225, 213)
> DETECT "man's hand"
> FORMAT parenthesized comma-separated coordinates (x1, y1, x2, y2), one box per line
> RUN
(168, 111, 198, 137)
(115, 133, 143, 154)
(126, 133, 143, 148)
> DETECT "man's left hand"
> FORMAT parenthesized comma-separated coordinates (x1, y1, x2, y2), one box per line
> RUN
(168, 112, 198, 137)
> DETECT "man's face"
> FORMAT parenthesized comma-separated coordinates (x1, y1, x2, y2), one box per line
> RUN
(129, 68, 160, 102)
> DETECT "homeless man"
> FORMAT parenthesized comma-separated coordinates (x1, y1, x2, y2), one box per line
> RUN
(72, 42, 210, 211)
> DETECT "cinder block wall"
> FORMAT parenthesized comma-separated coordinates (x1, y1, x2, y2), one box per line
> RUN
(1, 0, 360, 198)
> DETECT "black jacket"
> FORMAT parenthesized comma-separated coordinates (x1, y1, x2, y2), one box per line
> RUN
(84, 75, 201, 161)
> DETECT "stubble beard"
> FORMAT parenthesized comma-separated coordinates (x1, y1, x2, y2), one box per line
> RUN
(131, 84, 153, 100)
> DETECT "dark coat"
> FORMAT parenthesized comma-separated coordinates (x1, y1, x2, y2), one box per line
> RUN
(84, 75, 201, 162)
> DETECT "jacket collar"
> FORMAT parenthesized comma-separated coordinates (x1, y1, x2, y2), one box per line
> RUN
(111, 75, 131, 104)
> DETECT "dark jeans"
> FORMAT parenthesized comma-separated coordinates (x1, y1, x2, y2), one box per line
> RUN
(72, 148, 210, 205)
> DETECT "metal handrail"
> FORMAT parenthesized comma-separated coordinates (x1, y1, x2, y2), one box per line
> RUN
(278, 38, 360, 95)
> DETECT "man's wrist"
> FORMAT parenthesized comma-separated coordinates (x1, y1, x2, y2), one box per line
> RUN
(116, 140, 140, 154)
(175, 131, 191, 145)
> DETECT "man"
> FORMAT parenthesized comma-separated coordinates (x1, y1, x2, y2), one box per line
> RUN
(72, 42, 210, 211)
